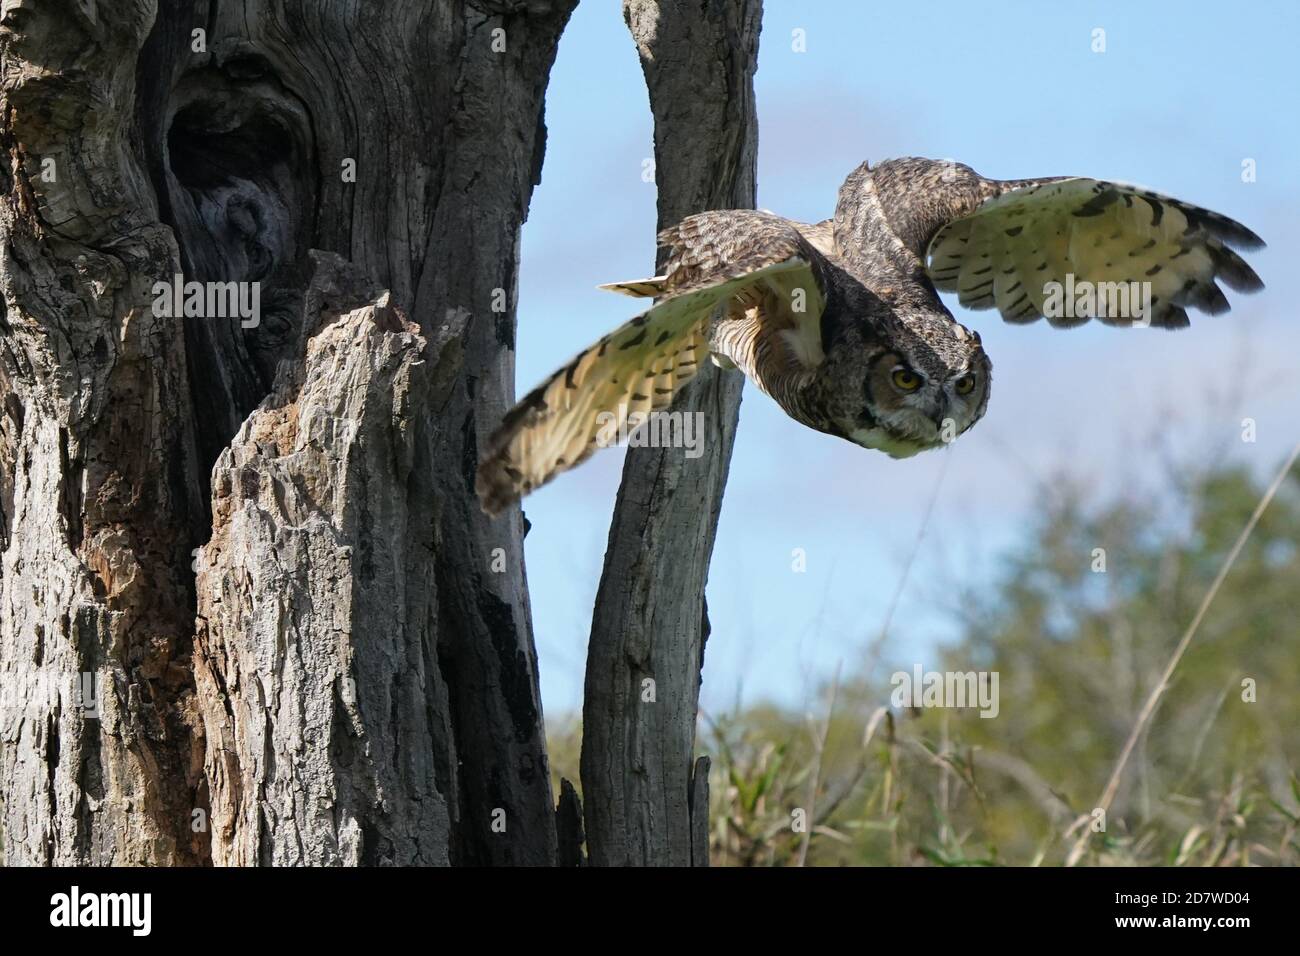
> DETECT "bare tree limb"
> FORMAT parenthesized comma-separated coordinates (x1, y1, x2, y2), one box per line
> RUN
(581, 0, 763, 867)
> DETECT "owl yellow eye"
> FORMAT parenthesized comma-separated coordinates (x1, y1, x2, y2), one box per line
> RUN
(955, 374, 976, 395)
(891, 368, 922, 391)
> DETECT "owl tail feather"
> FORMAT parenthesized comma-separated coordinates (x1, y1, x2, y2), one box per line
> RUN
(596, 276, 667, 297)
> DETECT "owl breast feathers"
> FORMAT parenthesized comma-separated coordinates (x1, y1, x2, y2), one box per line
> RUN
(475, 157, 1263, 516)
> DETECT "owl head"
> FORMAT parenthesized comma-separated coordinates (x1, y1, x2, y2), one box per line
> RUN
(837, 315, 992, 458)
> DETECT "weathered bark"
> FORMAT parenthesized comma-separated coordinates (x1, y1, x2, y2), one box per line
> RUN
(192, 254, 454, 865)
(1, 0, 574, 866)
(0, 0, 209, 866)
(555, 777, 585, 866)
(580, 0, 761, 867)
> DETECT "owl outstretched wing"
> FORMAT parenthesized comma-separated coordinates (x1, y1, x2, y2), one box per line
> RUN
(922, 175, 1264, 329)
(475, 211, 829, 515)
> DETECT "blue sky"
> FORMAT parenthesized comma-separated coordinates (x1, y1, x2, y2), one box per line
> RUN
(516, 0, 1300, 717)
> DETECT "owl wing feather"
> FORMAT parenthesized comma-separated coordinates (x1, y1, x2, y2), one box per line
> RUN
(476, 211, 829, 515)
(596, 218, 835, 298)
(925, 177, 1264, 329)
(597, 276, 668, 297)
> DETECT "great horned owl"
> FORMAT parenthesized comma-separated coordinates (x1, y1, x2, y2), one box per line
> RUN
(476, 157, 1264, 515)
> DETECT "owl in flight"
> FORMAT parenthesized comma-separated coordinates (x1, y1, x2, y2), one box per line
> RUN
(476, 157, 1263, 515)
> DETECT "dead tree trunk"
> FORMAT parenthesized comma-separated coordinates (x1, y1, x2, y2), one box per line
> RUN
(580, 0, 762, 867)
(0, 0, 210, 866)
(0, 0, 573, 866)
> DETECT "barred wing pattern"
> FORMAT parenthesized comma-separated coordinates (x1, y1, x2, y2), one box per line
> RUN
(475, 211, 828, 515)
(926, 178, 1264, 329)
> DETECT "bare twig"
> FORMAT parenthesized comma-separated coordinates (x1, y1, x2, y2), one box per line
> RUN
(796, 663, 841, 867)
(815, 706, 890, 825)
(862, 448, 952, 678)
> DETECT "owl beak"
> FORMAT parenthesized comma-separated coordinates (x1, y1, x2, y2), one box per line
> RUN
(929, 396, 950, 432)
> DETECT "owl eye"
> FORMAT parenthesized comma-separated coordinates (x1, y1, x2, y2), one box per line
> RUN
(891, 368, 922, 391)
(954, 373, 976, 395)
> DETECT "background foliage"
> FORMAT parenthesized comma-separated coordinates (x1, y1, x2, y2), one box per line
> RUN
(549, 456, 1300, 866)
